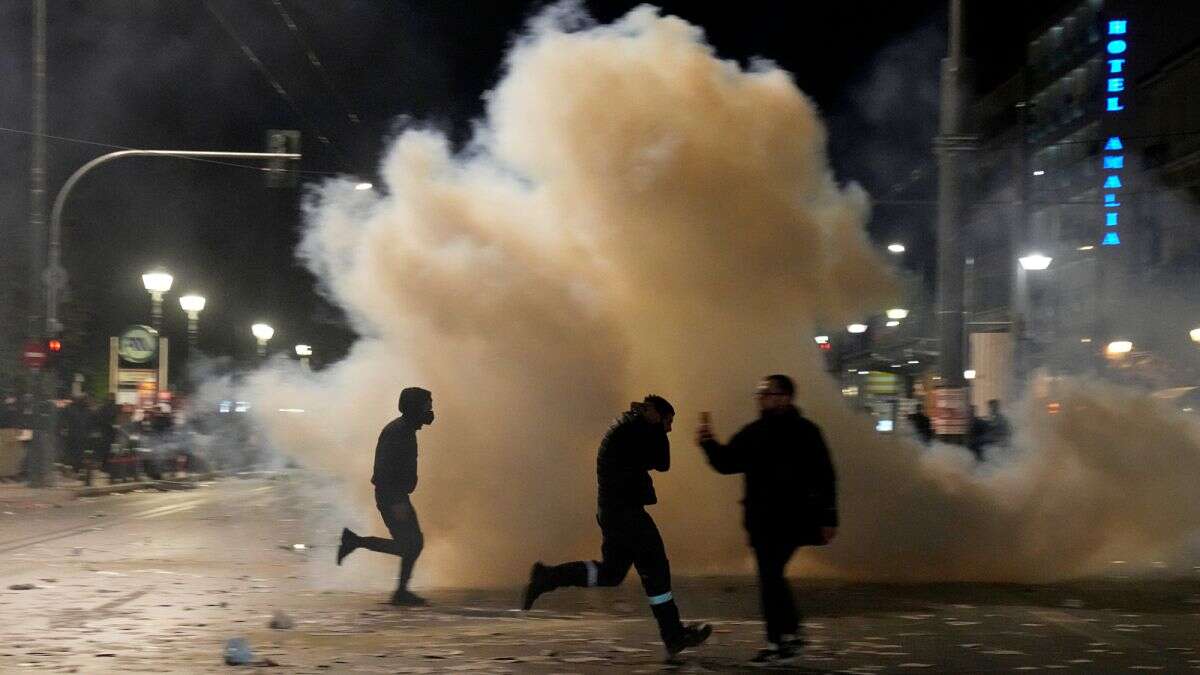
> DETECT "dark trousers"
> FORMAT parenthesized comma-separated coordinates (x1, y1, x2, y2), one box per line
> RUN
(543, 508, 683, 642)
(357, 491, 424, 591)
(754, 539, 800, 644)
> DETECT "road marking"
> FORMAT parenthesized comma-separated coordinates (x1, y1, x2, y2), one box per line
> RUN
(133, 500, 203, 519)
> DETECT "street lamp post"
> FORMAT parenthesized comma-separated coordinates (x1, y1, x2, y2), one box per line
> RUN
(179, 294, 206, 353)
(251, 323, 274, 358)
(295, 344, 312, 370)
(142, 269, 173, 331)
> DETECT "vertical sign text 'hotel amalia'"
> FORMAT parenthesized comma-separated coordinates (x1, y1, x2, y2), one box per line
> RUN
(1100, 17, 1128, 247)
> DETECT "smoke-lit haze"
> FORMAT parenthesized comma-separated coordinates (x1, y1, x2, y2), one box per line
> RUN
(244, 4, 1200, 588)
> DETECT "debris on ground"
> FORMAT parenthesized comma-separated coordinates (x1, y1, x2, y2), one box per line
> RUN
(223, 637, 254, 665)
(8, 583, 36, 590)
(269, 610, 295, 629)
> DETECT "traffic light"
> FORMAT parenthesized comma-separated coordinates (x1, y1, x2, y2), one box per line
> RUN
(47, 338, 62, 354)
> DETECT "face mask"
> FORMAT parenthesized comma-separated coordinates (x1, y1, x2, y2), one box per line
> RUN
(422, 409, 435, 425)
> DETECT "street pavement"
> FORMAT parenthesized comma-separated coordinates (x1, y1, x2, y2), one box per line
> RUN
(0, 475, 1198, 673)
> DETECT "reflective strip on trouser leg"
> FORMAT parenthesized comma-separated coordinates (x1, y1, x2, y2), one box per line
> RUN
(585, 561, 598, 587)
(647, 590, 674, 606)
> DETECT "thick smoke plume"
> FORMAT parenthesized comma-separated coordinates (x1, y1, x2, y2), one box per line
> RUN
(246, 5, 1200, 588)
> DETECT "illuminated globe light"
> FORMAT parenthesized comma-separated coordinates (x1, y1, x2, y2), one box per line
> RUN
(847, 323, 868, 334)
(887, 243, 905, 254)
(142, 270, 173, 294)
(179, 294, 206, 314)
(251, 323, 275, 342)
(885, 308, 909, 320)
(1190, 328, 1200, 344)
(1019, 253, 1052, 271)
(1106, 340, 1133, 356)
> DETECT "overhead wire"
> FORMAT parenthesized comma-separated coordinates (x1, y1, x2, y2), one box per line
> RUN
(203, 0, 354, 171)
(269, 0, 363, 128)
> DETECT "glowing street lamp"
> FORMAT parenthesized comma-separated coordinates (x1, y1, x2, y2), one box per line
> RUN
(847, 323, 868, 334)
(295, 344, 312, 370)
(179, 294, 206, 352)
(1019, 253, 1053, 271)
(142, 269, 173, 330)
(885, 308, 909, 320)
(887, 243, 906, 254)
(813, 335, 830, 345)
(1190, 328, 1200, 344)
(251, 323, 274, 357)
(963, 369, 977, 380)
(1106, 340, 1133, 357)
(354, 182, 373, 191)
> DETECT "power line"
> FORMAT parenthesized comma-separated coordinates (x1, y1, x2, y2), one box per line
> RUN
(203, 0, 353, 170)
(269, 0, 362, 128)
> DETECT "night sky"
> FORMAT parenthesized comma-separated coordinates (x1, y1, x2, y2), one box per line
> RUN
(0, 1, 1069, 384)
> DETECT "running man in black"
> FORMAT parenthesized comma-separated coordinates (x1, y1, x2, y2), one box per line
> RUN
(336, 387, 434, 606)
(522, 395, 711, 658)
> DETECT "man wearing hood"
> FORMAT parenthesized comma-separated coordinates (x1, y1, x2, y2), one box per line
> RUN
(697, 374, 838, 664)
(522, 395, 711, 658)
(336, 387, 434, 606)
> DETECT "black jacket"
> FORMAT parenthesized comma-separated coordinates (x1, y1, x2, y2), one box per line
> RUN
(702, 405, 837, 547)
(596, 410, 670, 512)
(372, 416, 418, 496)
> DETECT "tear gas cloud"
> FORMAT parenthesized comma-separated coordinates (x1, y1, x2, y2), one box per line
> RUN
(245, 4, 1200, 587)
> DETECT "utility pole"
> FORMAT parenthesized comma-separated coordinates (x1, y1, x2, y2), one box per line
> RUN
(935, 0, 973, 389)
(27, 0, 56, 488)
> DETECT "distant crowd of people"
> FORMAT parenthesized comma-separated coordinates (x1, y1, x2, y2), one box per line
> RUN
(0, 392, 195, 484)
(906, 398, 1011, 458)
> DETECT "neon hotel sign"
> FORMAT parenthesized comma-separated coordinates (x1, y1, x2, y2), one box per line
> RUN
(1101, 18, 1127, 246)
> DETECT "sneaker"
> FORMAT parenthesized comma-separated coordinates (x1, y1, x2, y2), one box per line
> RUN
(665, 622, 712, 658)
(336, 528, 359, 566)
(389, 589, 429, 606)
(521, 562, 550, 611)
(749, 643, 796, 665)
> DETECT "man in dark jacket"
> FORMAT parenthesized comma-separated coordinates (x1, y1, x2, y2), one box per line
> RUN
(697, 374, 837, 664)
(522, 395, 711, 658)
(336, 387, 434, 606)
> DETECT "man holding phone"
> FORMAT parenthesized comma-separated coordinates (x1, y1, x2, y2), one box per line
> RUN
(697, 374, 838, 664)
(522, 395, 711, 659)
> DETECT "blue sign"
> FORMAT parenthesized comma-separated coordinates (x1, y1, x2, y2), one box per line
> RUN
(1101, 18, 1128, 246)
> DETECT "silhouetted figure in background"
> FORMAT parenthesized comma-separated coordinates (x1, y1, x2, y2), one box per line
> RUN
(522, 395, 711, 659)
(697, 374, 838, 664)
(986, 399, 1010, 449)
(967, 404, 989, 461)
(336, 387, 433, 606)
(908, 402, 933, 445)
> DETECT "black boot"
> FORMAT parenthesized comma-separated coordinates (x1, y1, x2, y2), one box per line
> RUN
(665, 622, 712, 658)
(336, 528, 359, 566)
(389, 589, 429, 606)
(522, 562, 551, 610)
